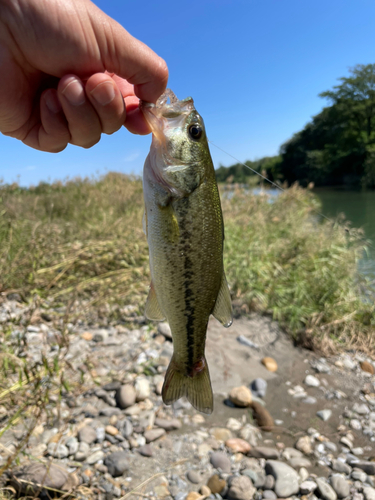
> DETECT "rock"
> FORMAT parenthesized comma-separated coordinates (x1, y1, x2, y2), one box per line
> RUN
(239, 424, 261, 446)
(250, 401, 274, 431)
(144, 428, 166, 442)
(295, 435, 313, 455)
(78, 425, 97, 444)
(105, 425, 119, 436)
(226, 418, 243, 431)
(187, 470, 201, 484)
(104, 451, 130, 477)
(212, 427, 233, 441)
(316, 477, 337, 500)
(200, 485, 211, 496)
(304, 374, 320, 387)
(226, 438, 251, 453)
(47, 442, 69, 458)
(251, 378, 267, 397)
(135, 378, 151, 401)
(115, 385, 136, 409)
(210, 451, 232, 472)
(303, 396, 318, 404)
(263, 492, 277, 500)
(229, 386, 252, 407)
(227, 475, 256, 500)
(288, 457, 312, 468)
(360, 361, 375, 375)
(330, 476, 350, 499)
(331, 460, 351, 474)
(207, 474, 226, 494)
(242, 469, 259, 485)
(158, 322, 172, 339)
(261, 357, 278, 372)
(317, 409, 332, 421)
(364, 486, 375, 500)
(249, 447, 279, 459)
(351, 419, 362, 430)
(10, 462, 79, 494)
(342, 357, 356, 370)
(300, 480, 318, 494)
(186, 493, 201, 500)
(138, 444, 153, 457)
(154, 418, 181, 431)
(264, 475, 275, 490)
(92, 329, 108, 342)
(353, 403, 370, 415)
(349, 461, 375, 475)
(86, 450, 104, 464)
(265, 460, 299, 497)
(75, 441, 90, 461)
(351, 469, 367, 482)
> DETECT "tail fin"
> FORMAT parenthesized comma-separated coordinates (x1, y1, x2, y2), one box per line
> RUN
(162, 355, 213, 414)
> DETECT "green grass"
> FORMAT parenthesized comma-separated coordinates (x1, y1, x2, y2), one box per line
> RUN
(0, 173, 374, 351)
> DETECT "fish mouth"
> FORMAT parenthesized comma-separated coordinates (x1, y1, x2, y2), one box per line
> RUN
(141, 89, 195, 143)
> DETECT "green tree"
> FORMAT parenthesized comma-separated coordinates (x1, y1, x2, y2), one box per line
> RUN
(280, 64, 375, 188)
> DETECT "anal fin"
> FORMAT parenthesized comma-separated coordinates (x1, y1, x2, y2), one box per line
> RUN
(162, 355, 213, 414)
(145, 283, 165, 321)
(212, 273, 233, 327)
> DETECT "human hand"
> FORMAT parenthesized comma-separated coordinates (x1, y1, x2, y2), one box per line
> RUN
(0, 0, 168, 152)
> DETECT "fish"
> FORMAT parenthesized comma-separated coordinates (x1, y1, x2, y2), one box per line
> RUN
(141, 89, 232, 414)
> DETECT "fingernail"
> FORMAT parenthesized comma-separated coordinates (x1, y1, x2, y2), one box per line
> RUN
(45, 91, 62, 113)
(90, 81, 116, 106)
(62, 78, 85, 106)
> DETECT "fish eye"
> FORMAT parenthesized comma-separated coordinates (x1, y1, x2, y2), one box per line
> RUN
(188, 124, 203, 140)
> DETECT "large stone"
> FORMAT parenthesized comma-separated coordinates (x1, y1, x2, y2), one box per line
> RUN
(229, 386, 252, 407)
(116, 384, 136, 409)
(78, 425, 97, 444)
(210, 451, 232, 472)
(330, 476, 350, 499)
(10, 463, 79, 494)
(104, 451, 130, 477)
(227, 475, 256, 500)
(316, 477, 337, 500)
(265, 460, 299, 497)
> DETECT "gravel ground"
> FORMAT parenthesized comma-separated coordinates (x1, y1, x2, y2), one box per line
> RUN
(1, 295, 375, 500)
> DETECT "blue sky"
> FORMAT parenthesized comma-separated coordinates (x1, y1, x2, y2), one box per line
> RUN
(2, 0, 375, 185)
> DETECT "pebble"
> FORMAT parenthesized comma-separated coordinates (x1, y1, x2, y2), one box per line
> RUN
(200, 485, 211, 496)
(363, 486, 375, 500)
(105, 425, 119, 436)
(316, 477, 337, 500)
(351, 419, 362, 430)
(342, 357, 356, 370)
(264, 475, 275, 490)
(210, 451, 232, 472)
(300, 480, 318, 494)
(250, 402, 274, 431)
(135, 378, 151, 401)
(225, 438, 251, 453)
(353, 403, 370, 415)
(229, 386, 252, 407)
(144, 428, 166, 442)
(295, 435, 313, 455)
(261, 357, 278, 372)
(303, 396, 318, 404)
(317, 409, 332, 421)
(157, 322, 172, 339)
(138, 444, 153, 457)
(104, 451, 130, 477)
(115, 385, 136, 409)
(251, 378, 267, 397)
(330, 475, 350, 498)
(78, 425, 97, 444)
(212, 427, 232, 441)
(86, 450, 105, 464)
(186, 470, 201, 484)
(207, 474, 226, 494)
(262, 492, 277, 500)
(332, 460, 351, 474)
(304, 374, 320, 387)
(47, 442, 69, 458)
(227, 475, 256, 500)
(10, 462, 78, 494)
(265, 460, 299, 497)
(154, 418, 181, 431)
(361, 361, 375, 375)
(249, 447, 279, 459)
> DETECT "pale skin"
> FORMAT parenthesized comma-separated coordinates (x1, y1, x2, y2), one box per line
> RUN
(0, 0, 169, 152)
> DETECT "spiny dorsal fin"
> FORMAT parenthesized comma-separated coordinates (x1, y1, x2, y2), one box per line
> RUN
(145, 283, 165, 321)
(212, 273, 233, 327)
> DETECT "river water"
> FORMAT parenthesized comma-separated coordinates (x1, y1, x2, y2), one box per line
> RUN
(314, 187, 375, 286)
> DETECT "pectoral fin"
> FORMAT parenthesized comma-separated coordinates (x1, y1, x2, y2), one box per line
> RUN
(145, 283, 165, 321)
(212, 274, 233, 327)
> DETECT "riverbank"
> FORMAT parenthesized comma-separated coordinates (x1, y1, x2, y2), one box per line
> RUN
(0, 173, 373, 353)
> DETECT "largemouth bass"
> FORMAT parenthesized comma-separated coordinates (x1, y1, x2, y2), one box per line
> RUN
(141, 90, 232, 414)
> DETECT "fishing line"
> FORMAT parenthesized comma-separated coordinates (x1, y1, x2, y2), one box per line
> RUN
(208, 139, 375, 261)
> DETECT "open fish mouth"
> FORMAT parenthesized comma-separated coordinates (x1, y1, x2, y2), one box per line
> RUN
(141, 90, 195, 142)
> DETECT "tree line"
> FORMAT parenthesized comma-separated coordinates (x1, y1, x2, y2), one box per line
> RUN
(216, 64, 375, 189)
